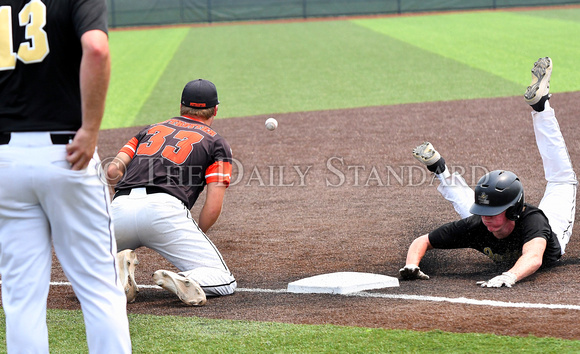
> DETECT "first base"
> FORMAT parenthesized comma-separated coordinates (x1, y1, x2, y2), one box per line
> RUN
(287, 272, 399, 294)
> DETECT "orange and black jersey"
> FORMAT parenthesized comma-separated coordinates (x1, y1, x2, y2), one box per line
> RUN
(115, 116, 232, 209)
(0, 0, 108, 132)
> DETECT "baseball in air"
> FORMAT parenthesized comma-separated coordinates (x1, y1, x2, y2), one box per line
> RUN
(265, 117, 278, 131)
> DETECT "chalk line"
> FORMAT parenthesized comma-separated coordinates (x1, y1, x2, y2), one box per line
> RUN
(45, 281, 580, 311)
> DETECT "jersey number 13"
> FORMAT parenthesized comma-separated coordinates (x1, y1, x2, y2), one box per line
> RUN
(0, 0, 49, 71)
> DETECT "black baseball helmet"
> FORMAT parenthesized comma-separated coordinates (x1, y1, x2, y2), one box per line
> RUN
(469, 170, 524, 220)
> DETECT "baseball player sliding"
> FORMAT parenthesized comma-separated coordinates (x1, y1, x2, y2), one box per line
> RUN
(400, 57, 577, 287)
(107, 79, 236, 305)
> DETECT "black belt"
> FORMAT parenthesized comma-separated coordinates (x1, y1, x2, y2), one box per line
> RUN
(0, 132, 75, 145)
(113, 186, 167, 200)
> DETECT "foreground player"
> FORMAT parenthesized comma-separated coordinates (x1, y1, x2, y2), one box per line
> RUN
(399, 57, 576, 287)
(0, 0, 131, 352)
(107, 79, 237, 305)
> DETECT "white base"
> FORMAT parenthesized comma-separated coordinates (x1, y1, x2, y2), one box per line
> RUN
(287, 272, 399, 294)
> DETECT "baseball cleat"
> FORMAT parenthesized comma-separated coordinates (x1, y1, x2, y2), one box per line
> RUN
(524, 57, 552, 106)
(153, 270, 207, 306)
(413, 142, 446, 174)
(412, 142, 441, 166)
(117, 249, 139, 303)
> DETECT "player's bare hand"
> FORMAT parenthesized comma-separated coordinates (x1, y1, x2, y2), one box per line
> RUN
(66, 127, 98, 170)
(399, 264, 429, 280)
(477, 272, 517, 288)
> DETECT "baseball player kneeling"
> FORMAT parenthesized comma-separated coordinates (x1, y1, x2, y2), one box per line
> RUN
(400, 57, 576, 288)
(107, 79, 236, 305)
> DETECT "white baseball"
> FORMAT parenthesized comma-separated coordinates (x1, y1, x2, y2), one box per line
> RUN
(265, 117, 278, 131)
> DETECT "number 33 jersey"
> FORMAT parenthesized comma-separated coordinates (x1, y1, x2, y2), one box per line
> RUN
(115, 116, 233, 209)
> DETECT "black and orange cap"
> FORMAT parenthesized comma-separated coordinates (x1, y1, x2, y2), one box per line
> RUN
(181, 79, 219, 108)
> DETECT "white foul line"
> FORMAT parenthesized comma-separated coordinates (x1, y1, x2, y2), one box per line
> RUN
(46, 282, 580, 311)
(346, 291, 580, 310)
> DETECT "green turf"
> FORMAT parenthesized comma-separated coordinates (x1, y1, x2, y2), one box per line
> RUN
(352, 10, 580, 92)
(518, 7, 580, 22)
(131, 21, 520, 126)
(1, 309, 579, 353)
(103, 8, 580, 128)
(104, 27, 189, 128)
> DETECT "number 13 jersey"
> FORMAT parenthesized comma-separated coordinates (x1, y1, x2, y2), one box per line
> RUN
(0, 0, 108, 132)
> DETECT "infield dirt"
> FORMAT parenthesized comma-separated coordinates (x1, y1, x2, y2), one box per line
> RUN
(43, 92, 580, 339)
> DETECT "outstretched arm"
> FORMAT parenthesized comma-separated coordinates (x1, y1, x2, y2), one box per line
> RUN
(405, 234, 433, 265)
(399, 234, 433, 280)
(508, 237, 546, 280)
(478, 237, 546, 288)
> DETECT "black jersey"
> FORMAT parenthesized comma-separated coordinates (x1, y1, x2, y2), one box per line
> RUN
(428, 204, 561, 266)
(115, 116, 233, 209)
(0, 0, 108, 132)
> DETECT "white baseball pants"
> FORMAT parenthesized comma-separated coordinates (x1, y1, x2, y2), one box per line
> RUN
(111, 189, 237, 296)
(436, 103, 577, 254)
(0, 132, 132, 353)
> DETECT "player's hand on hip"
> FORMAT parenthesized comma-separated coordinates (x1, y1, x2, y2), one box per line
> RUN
(399, 264, 430, 280)
(66, 127, 98, 171)
(477, 272, 517, 288)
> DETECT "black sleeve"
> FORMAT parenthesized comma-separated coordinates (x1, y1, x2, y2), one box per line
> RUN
(519, 210, 553, 244)
(213, 136, 233, 163)
(72, 0, 108, 37)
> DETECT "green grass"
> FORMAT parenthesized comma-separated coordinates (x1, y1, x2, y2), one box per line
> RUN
(352, 10, 580, 92)
(105, 27, 189, 128)
(103, 8, 580, 128)
(1, 309, 579, 353)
